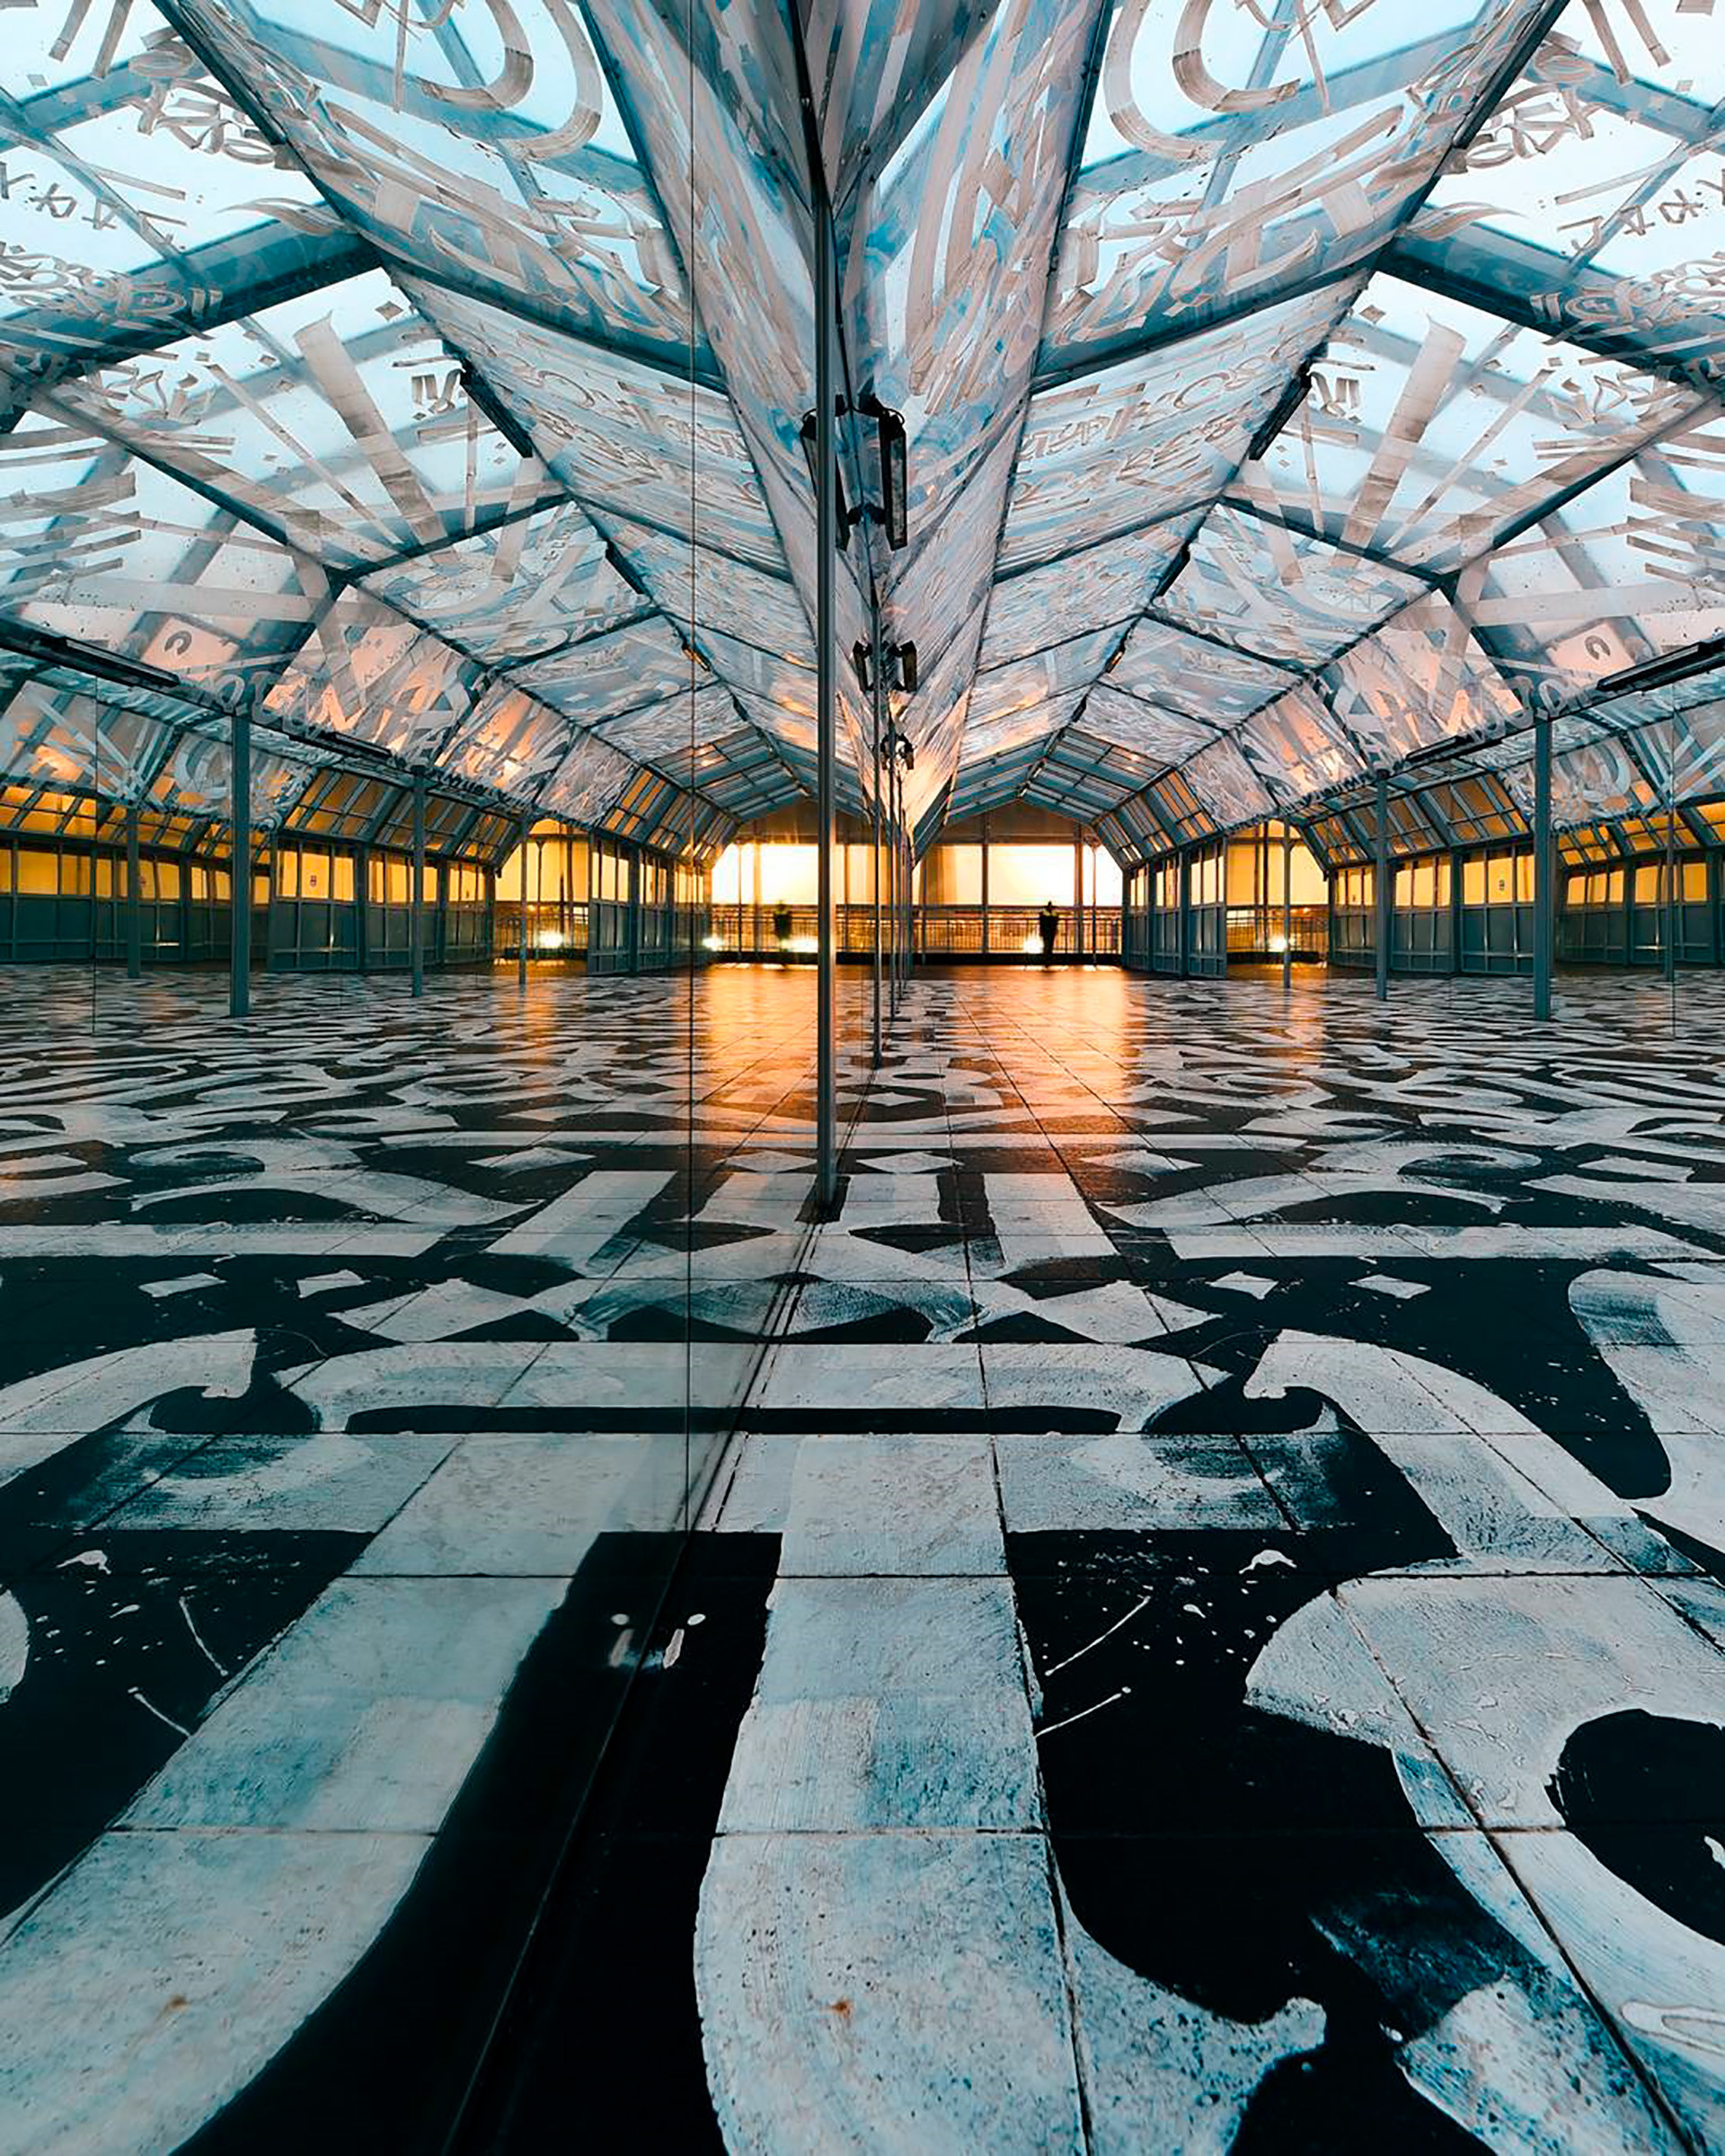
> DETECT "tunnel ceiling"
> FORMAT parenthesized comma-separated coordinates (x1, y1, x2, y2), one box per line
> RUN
(0, 0, 1721, 861)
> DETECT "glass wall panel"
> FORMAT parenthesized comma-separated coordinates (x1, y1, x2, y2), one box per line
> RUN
(0, 0, 799, 2141)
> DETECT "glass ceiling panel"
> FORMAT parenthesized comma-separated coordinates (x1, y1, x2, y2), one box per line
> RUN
(1079, 681, 1215, 764)
(882, 603, 986, 828)
(537, 724, 641, 826)
(978, 511, 1199, 668)
(690, 628, 815, 720)
(1047, 0, 1551, 367)
(998, 280, 1349, 571)
(598, 516, 814, 665)
(596, 681, 740, 772)
(968, 625, 1121, 730)
(51, 270, 557, 567)
(1241, 270, 1700, 571)
(364, 502, 649, 667)
(263, 591, 477, 764)
(581, 0, 854, 691)
(1159, 501, 1429, 664)
(1417, 10, 1724, 388)
(509, 617, 694, 727)
(1182, 731, 1274, 826)
(1107, 615, 1294, 720)
(4, 0, 1715, 849)
(434, 682, 571, 800)
(1237, 683, 1367, 805)
(960, 688, 1088, 766)
(1458, 411, 1725, 710)
(1508, 699, 1725, 824)
(406, 281, 783, 571)
(733, 690, 818, 765)
(0, 675, 166, 797)
(0, 407, 332, 697)
(887, 427, 1022, 685)
(175, 0, 701, 366)
(1323, 591, 1524, 764)
(0, 10, 334, 370)
(149, 719, 324, 825)
(850, 0, 1100, 534)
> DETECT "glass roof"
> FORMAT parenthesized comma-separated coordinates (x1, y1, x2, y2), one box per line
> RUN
(0, 0, 1721, 862)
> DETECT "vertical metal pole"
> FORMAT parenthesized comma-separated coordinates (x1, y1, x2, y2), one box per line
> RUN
(813, 207, 837, 1214)
(124, 804, 142, 980)
(1178, 848, 1191, 977)
(486, 859, 497, 968)
(410, 769, 426, 998)
(1374, 771, 1390, 1003)
(229, 702, 251, 1019)
(1073, 834, 1084, 958)
(889, 755, 900, 1002)
(1533, 714, 1552, 1021)
(1281, 824, 1292, 992)
(870, 649, 885, 1062)
(979, 815, 990, 958)
(1663, 770, 1677, 988)
(518, 811, 530, 987)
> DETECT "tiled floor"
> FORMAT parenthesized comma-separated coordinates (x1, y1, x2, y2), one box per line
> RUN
(4, 961, 1724, 2151)
(491, 963, 1725, 2155)
(0, 959, 819, 2152)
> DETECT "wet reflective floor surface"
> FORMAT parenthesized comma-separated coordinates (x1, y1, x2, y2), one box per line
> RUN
(483, 963, 1725, 2155)
(2, 961, 1722, 2151)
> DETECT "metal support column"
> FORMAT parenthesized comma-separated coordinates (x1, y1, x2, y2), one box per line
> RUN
(1663, 778, 1677, 987)
(1178, 848, 1191, 977)
(410, 769, 426, 998)
(518, 811, 529, 988)
(869, 632, 886, 1062)
(978, 816, 989, 958)
(813, 202, 838, 1215)
(1073, 835, 1084, 959)
(229, 702, 251, 1019)
(1374, 772, 1390, 1003)
(124, 804, 142, 980)
(890, 755, 904, 1001)
(1281, 825, 1292, 993)
(1533, 714, 1553, 1021)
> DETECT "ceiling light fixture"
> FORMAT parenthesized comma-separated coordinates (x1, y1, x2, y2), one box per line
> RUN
(1599, 635, 1725, 699)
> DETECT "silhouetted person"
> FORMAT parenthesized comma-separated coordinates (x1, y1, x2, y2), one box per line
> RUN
(1038, 900, 1059, 963)
(772, 900, 793, 963)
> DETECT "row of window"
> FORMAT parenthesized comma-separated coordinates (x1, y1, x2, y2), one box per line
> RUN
(1, 847, 563, 908)
(0, 853, 256, 901)
(1569, 862, 1710, 906)
(1337, 853, 1537, 909)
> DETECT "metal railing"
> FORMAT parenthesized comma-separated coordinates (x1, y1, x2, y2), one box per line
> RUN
(917, 905, 1121, 957)
(1224, 905, 1327, 958)
(706, 903, 1123, 958)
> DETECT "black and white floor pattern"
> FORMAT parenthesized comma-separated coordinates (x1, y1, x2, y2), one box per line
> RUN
(2, 961, 1722, 2151)
(0, 960, 819, 2151)
(677, 968, 1725, 2156)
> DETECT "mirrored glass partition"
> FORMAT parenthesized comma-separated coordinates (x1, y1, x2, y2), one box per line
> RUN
(0, 0, 818, 2141)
